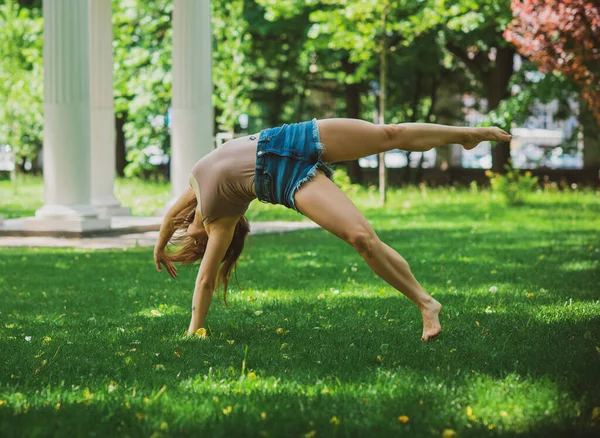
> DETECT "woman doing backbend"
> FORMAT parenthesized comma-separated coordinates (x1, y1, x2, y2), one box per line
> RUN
(154, 118, 511, 341)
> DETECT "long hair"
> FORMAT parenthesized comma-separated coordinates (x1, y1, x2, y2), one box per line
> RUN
(163, 198, 250, 307)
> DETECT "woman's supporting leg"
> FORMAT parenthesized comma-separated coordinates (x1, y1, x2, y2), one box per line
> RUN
(294, 171, 442, 341)
(316, 118, 512, 163)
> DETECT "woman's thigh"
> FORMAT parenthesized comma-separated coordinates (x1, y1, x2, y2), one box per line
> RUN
(316, 118, 390, 163)
(293, 170, 375, 242)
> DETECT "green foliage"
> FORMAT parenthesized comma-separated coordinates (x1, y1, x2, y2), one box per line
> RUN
(212, 0, 252, 133)
(112, 0, 173, 179)
(486, 165, 539, 205)
(332, 167, 360, 197)
(0, 0, 43, 167)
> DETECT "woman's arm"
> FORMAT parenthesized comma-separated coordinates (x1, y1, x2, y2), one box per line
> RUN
(188, 223, 236, 334)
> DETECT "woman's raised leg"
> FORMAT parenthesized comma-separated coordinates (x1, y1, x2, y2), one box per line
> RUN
(294, 171, 442, 341)
(316, 118, 512, 163)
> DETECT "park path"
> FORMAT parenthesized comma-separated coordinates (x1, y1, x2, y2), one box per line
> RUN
(0, 220, 319, 249)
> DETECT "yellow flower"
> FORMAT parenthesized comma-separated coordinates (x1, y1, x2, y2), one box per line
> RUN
(44, 336, 52, 344)
(261, 412, 267, 421)
(222, 405, 233, 416)
(592, 406, 600, 420)
(397, 415, 410, 423)
(442, 429, 457, 438)
(195, 328, 207, 338)
(227, 340, 235, 345)
(0, 400, 5, 407)
(275, 328, 284, 334)
(247, 371, 257, 380)
(466, 405, 477, 420)
(330, 416, 341, 425)
(160, 422, 169, 431)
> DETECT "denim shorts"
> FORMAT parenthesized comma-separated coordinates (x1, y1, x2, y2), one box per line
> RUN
(254, 118, 334, 212)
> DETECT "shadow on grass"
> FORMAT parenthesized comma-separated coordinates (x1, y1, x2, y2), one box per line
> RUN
(0, 215, 598, 437)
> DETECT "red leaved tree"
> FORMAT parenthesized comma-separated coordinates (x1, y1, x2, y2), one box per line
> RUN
(504, 0, 600, 124)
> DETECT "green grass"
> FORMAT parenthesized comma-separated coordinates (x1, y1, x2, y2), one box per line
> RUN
(1, 185, 600, 437)
(0, 174, 304, 221)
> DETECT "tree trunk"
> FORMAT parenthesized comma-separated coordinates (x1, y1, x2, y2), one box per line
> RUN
(483, 46, 515, 173)
(342, 58, 363, 183)
(581, 97, 600, 170)
(115, 114, 127, 177)
(378, 6, 388, 206)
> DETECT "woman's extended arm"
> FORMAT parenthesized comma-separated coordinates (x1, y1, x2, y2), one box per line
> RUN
(188, 223, 236, 334)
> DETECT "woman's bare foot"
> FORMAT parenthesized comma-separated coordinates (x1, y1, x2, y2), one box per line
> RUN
(462, 127, 512, 150)
(420, 299, 442, 341)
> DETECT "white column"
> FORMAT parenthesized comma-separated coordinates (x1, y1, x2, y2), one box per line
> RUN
(167, 0, 213, 205)
(25, 0, 109, 232)
(89, 0, 130, 217)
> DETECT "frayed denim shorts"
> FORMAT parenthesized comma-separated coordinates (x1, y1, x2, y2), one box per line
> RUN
(254, 118, 334, 212)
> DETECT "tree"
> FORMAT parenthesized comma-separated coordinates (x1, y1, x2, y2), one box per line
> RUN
(258, 0, 460, 191)
(504, 0, 600, 125)
(408, 0, 517, 172)
(0, 0, 43, 171)
(112, 0, 173, 179)
(212, 0, 252, 134)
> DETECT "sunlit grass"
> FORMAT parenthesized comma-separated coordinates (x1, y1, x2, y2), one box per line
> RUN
(0, 174, 304, 221)
(1, 182, 599, 436)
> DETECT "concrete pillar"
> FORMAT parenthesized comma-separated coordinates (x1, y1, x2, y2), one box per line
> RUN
(168, 0, 213, 205)
(25, 0, 109, 232)
(89, 0, 130, 217)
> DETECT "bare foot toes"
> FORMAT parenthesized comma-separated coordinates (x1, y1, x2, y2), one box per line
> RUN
(421, 299, 442, 341)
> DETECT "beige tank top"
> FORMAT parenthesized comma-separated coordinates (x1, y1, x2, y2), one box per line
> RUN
(189, 137, 257, 226)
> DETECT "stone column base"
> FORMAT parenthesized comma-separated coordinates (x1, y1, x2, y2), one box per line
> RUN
(93, 196, 131, 218)
(22, 216, 111, 233)
(23, 204, 111, 232)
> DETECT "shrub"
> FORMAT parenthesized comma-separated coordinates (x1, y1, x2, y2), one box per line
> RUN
(486, 164, 538, 205)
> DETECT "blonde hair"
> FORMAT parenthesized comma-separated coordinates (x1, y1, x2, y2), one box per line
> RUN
(163, 198, 250, 307)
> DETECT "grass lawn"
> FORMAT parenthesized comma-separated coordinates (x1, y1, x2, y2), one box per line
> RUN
(0, 174, 305, 222)
(1, 184, 599, 437)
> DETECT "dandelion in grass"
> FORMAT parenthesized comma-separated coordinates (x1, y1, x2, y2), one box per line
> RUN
(195, 328, 207, 338)
(397, 415, 409, 423)
(489, 286, 498, 293)
(330, 416, 340, 425)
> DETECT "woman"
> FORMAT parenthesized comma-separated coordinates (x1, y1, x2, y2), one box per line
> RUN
(154, 118, 511, 341)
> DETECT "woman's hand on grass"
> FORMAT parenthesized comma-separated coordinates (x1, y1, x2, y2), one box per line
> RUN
(154, 248, 178, 278)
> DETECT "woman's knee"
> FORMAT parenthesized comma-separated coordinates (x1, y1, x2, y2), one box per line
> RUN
(345, 227, 380, 258)
(381, 124, 407, 150)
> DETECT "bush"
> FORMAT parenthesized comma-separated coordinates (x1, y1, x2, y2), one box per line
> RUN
(332, 167, 360, 196)
(486, 164, 539, 206)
